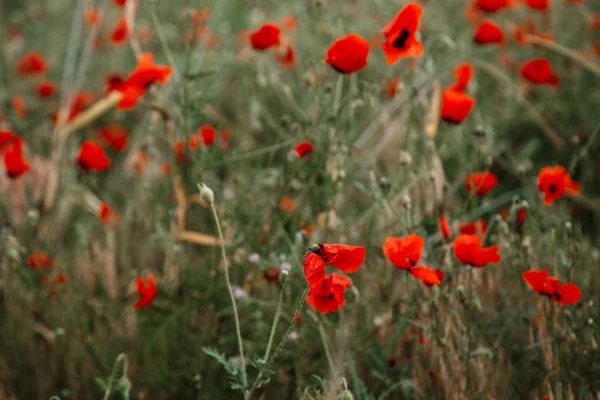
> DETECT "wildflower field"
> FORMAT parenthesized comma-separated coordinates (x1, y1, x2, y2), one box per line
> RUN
(1, 0, 600, 398)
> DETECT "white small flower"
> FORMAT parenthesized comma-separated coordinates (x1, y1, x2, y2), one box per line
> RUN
(248, 253, 261, 264)
(289, 331, 299, 341)
(232, 286, 248, 299)
(279, 261, 292, 273)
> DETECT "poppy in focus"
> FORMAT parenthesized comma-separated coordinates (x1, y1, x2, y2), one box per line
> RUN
(16, 51, 49, 77)
(474, 19, 505, 44)
(382, 234, 425, 270)
(306, 273, 351, 313)
(522, 269, 581, 305)
(520, 58, 559, 87)
(134, 274, 157, 308)
(465, 172, 498, 196)
(323, 34, 370, 74)
(77, 141, 111, 172)
(537, 166, 580, 206)
(294, 141, 314, 159)
(380, 3, 424, 65)
(249, 23, 281, 50)
(453, 234, 501, 267)
(303, 244, 366, 286)
(3, 138, 30, 179)
(440, 90, 476, 124)
(116, 53, 173, 110)
(99, 124, 129, 152)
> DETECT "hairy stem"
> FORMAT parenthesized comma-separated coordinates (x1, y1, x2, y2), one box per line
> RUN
(209, 204, 247, 388)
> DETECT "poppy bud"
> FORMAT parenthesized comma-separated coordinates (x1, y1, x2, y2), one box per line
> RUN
(303, 72, 316, 89)
(280, 270, 289, 285)
(473, 126, 486, 137)
(400, 194, 411, 209)
(198, 183, 214, 205)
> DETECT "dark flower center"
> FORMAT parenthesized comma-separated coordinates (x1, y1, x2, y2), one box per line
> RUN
(393, 29, 411, 49)
(548, 184, 558, 194)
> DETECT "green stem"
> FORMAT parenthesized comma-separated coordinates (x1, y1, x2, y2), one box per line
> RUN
(209, 204, 247, 388)
(263, 279, 287, 361)
(333, 74, 344, 115)
(245, 286, 309, 400)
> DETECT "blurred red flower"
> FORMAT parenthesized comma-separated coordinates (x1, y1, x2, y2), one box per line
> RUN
(474, 19, 505, 44)
(110, 17, 129, 47)
(3, 137, 30, 179)
(134, 274, 157, 308)
(474, 0, 511, 12)
(16, 51, 49, 77)
(453, 234, 501, 267)
(117, 53, 173, 110)
(28, 251, 52, 270)
(440, 90, 475, 124)
(520, 58, 559, 87)
(522, 269, 581, 305)
(382, 234, 424, 270)
(276, 44, 296, 68)
(380, 3, 423, 65)
(294, 141, 314, 159)
(448, 62, 474, 92)
(460, 219, 488, 237)
(199, 124, 217, 146)
(99, 202, 119, 225)
(77, 141, 111, 172)
(537, 166, 580, 206)
(37, 81, 56, 98)
(439, 215, 452, 241)
(465, 172, 498, 196)
(99, 124, 129, 152)
(525, 0, 550, 12)
(410, 266, 444, 287)
(323, 34, 370, 74)
(249, 23, 281, 50)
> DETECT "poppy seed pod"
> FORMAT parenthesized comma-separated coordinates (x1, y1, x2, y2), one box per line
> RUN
(198, 183, 214, 205)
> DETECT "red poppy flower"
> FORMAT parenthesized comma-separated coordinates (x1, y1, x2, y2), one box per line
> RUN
(113, 0, 127, 6)
(199, 124, 216, 146)
(16, 51, 49, 77)
(110, 17, 128, 46)
(294, 141, 314, 159)
(323, 34, 370, 74)
(12, 96, 27, 119)
(465, 172, 498, 196)
(303, 244, 366, 286)
(0, 130, 15, 149)
(306, 273, 351, 313)
(105, 73, 125, 94)
(520, 58, 559, 87)
(249, 23, 281, 50)
(522, 269, 581, 306)
(440, 90, 475, 124)
(37, 81, 56, 98)
(28, 251, 52, 270)
(279, 196, 295, 212)
(77, 141, 111, 172)
(460, 219, 488, 237)
(263, 267, 281, 285)
(525, 0, 550, 12)
(99, 124, 129, 152)
(537, 166, 580, 206)
(449, 62, 474, 92)
(439, 215, 452, 241)
(382, 234, 424, 270)
(474, 0, 511, 12)
(410, 266, 444, 287)
(276, 44, 296, 68)
(134, 274, 157, 308)
(3, 138, 30, 179)
(116, 53, 173, 110)
(453, 234, 501, 267)
(380, 3, 423, 65)
(99, 202, 119, 225)
(474, 19, 505, 44)
(189, 135, 200, 150)
(51, 92, 96, 124)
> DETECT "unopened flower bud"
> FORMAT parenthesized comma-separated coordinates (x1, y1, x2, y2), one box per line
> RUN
(198, 183, 214, 205)
(400, 194, 411, 209)
(399, 150, 412, 166)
